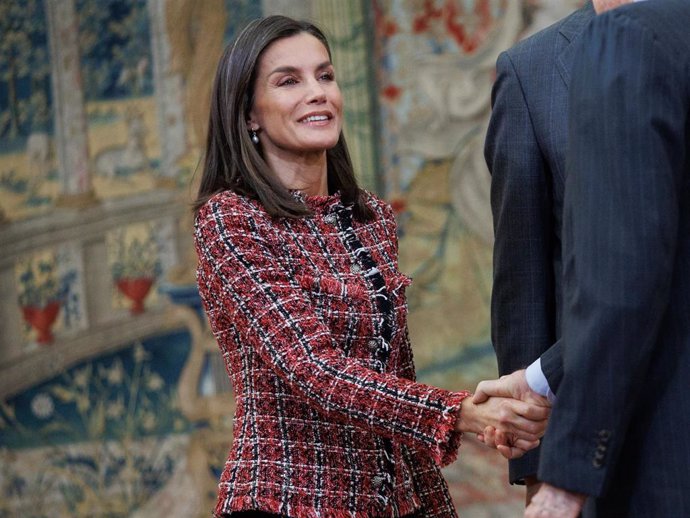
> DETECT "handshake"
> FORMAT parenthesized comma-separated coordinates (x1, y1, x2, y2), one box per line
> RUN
(455, 369, 550, 459)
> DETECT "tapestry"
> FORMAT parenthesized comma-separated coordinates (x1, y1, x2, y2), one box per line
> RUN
(0, 2, 584, 516)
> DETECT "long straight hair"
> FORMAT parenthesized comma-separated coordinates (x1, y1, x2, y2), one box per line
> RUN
(194, 15, 373, 221)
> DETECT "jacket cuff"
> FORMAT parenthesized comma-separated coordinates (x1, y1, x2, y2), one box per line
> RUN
(540, 338, 564, 394)
(508, 447, 540, 485)
(432, 390, 470, 467)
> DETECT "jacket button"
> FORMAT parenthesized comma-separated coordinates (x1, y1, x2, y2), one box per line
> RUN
(372, 475, 386, 488)
(350, 263, 362, 274)
(324, 214, 337, 225)
(368, 339, 378, 351)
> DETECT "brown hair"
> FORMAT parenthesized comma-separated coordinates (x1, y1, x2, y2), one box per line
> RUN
(194, 15, 373, 221)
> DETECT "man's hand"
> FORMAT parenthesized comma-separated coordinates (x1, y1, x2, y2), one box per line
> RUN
(524, 476, 542, 507)
(524, 483, 586, 518)
(473, 370, 551, 458)
(457, 394, 549, 460)
(473, 369, 549, 407)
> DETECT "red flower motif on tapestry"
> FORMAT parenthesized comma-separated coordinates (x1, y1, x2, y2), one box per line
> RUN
(412, 0, 497, 54)
(389, 197, 407, 215)
(412, 0, 443, 33)
(382, 85, 402, 101)
(382, 19, 399, 37)
(373, 1, 399, 38)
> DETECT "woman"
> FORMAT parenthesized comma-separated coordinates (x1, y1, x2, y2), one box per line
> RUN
(194, 15, 548, 518)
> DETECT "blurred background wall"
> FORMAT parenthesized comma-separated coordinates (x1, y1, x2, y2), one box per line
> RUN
(0, 1, 582, 516)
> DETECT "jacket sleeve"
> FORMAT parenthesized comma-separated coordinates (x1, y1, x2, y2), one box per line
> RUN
(484, 50, 556, 483)
(538, 10, 686, 496)
(195, 197, 468, 467)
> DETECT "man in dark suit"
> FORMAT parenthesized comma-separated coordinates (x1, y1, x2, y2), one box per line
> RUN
(483, 0, 633, 502)
(481, 1, 690, 516)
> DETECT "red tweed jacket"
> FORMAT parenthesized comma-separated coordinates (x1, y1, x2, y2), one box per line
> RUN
(194, 189, 469, 518)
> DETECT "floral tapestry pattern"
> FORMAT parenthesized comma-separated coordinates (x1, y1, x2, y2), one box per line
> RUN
(0, 331, 199, 517)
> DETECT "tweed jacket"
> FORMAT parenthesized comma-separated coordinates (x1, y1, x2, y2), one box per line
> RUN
(194, 189, 468, 518)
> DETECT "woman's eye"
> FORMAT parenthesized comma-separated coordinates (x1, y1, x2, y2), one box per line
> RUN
(279, 77, 298, 86)
(320, 72, 334, 81)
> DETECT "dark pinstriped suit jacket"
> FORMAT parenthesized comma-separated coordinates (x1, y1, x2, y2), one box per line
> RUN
(538, 2, 690, 516)
(484, 3, 594, 484)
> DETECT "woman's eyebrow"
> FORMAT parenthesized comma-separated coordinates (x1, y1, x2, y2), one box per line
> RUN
(268, 61, 332, 77)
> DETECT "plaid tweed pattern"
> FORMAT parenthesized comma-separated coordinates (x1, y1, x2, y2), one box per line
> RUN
(195, 189, 468, 517)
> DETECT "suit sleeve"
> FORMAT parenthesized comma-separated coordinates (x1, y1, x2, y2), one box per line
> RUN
(195, 199, 468, 467)
(538, 12, 686, 496)
(484, 50, 556, 483)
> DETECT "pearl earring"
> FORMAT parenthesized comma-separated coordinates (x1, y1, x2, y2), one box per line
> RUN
(250, 129, 259, 145)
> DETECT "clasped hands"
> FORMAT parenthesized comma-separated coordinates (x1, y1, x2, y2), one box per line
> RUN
(460, 371, 586, 518)
(457, 369, 550, 459)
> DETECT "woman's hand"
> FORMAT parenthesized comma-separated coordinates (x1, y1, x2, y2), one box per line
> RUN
(479, 426, 538, 459)
(456, 395, 549, 458)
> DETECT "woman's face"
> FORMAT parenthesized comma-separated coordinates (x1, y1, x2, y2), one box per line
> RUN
(248, 32, 343, 161)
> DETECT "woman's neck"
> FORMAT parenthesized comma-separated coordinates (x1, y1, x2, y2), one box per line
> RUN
(266, 150, 329, 196)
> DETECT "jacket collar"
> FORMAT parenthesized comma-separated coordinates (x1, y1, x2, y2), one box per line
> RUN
(557, 1, 596, 87)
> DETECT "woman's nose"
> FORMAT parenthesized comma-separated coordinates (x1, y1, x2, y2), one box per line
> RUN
(305, 79, 327, 104)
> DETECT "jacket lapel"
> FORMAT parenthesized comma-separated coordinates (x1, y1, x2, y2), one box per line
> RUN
(557, 2, 596, 87)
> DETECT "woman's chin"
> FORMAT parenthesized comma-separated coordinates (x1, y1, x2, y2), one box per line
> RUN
(298, 140, 340, 154)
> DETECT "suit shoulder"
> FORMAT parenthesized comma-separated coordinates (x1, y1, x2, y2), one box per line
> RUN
(602, 1, 690, 56)
(505, 20, 561, 61)
(504, 5, 592, 63)
(495, 19, 564, 95)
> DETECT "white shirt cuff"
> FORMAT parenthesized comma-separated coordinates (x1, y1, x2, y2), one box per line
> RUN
(525, 358, 556, 403)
